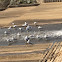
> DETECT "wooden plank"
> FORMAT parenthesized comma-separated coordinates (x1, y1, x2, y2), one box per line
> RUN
(39, 42, 56, 62)
(42, 42, 57, 62)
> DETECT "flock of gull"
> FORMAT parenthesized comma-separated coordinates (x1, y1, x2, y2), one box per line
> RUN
(3, 22, 43, 45)
(0, 21, 62, 46)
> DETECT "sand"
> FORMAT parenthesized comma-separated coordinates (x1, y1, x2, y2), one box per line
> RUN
(0, 2, 62, 27)
(0, 43, 51, 62)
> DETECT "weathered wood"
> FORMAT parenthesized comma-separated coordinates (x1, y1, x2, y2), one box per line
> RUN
(50, 42, 61, 62)
(42, 42, 57, 62)
(49, 42, 60, 61)
(39, 42, 56, 62)
(39, 41, 61, 62)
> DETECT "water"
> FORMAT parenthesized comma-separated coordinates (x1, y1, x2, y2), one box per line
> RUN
(0, 23, 62, 46)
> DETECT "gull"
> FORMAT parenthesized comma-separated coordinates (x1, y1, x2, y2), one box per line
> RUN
(17, 32, 21, 38)
(13, 25, 17, 28)
(6, 38, 14, 45)
(6, 38, 13, 45)
(6, 36, 17, 45)
(43, 35, 47, 39)
(24, 36, 30, 43)
(26, 25, 32, 31)
(34, 22, 37, 25)
(26, 40, 30, 44)
(22, 22, 28, 27)
(11, 37, 17, 41)
(43, 35, 49, 40)
(4, 31, 7, 34)
(19, 28, 22, 30)
(24, 36, 32, 44)
(6, 38, 14, 42)
(17, 32, 21, 36)
(8, 26, 11, 29)
(12, 23, 15, 25)
(19, 28, 23, 32)
(13, 25, 17, 30)
(38, 26, 43, 31)
(6, 39, 10, 42)
(36, 35, 42, 41)
(8, 26, 12, 31)
(38, 26, 42, 29)
(36, 35, 40, 39)
(4, 31, 9, 35)
(24, 36, 29, 41)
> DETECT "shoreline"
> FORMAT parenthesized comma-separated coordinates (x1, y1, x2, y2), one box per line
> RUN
(1, 21, 62, 28)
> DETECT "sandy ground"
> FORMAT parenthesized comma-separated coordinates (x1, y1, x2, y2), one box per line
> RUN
(0, 2, 62, 27)
(0, 43, 51, 62)
(0, 42, 61, 62)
